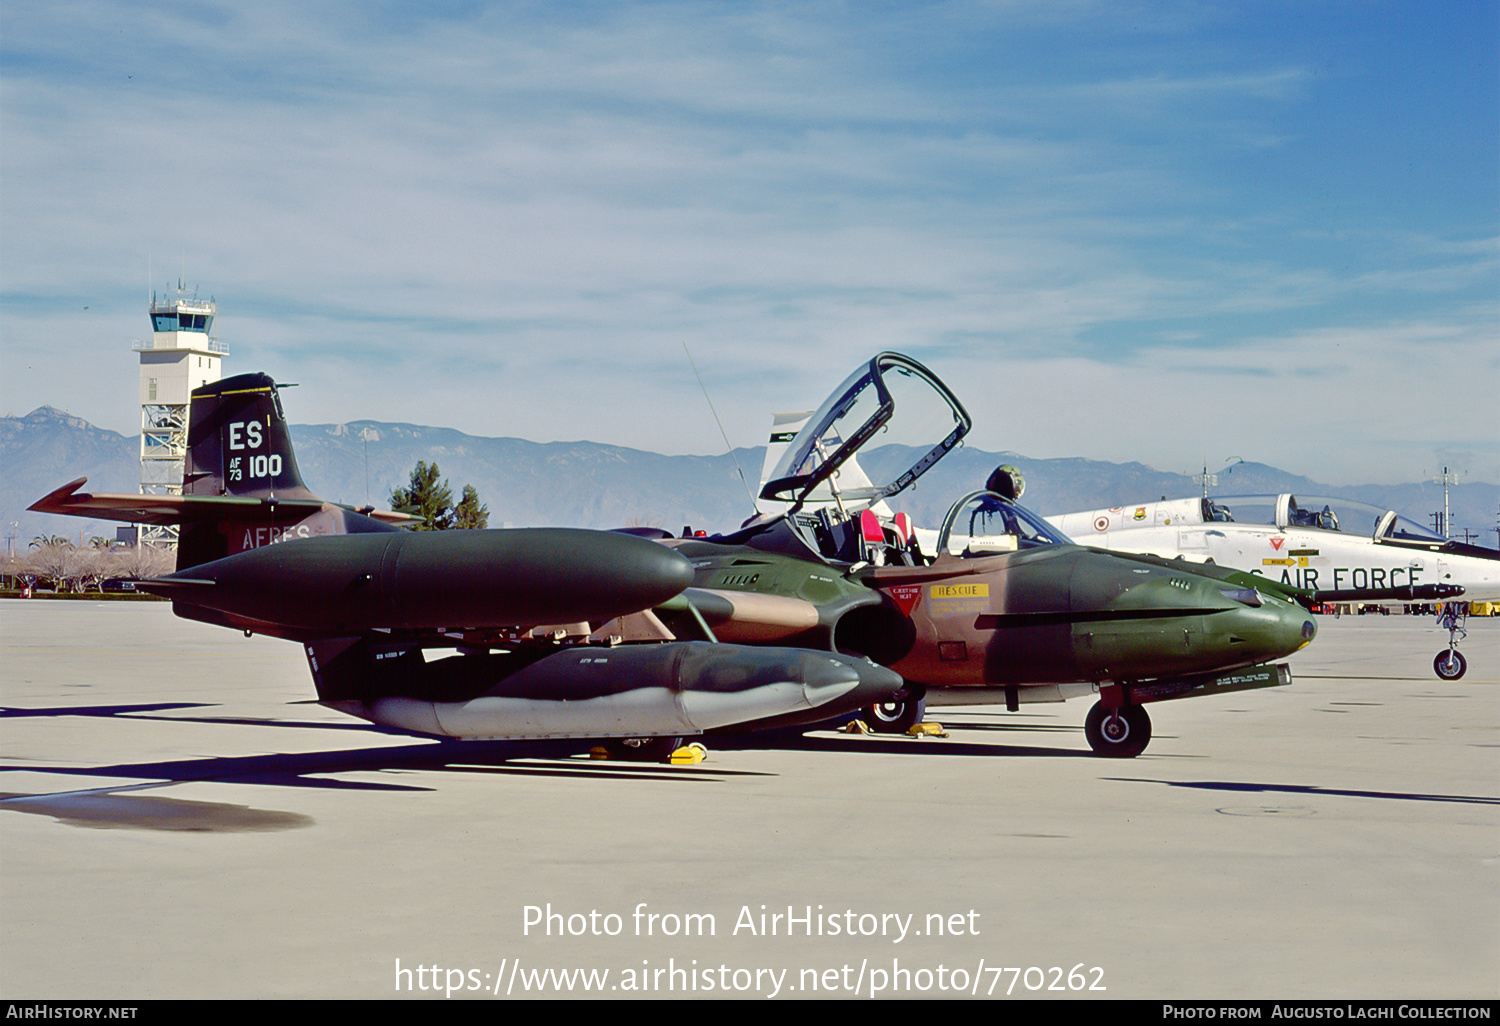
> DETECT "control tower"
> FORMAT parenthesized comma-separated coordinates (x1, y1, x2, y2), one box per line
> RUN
(132, 284, 228, 546)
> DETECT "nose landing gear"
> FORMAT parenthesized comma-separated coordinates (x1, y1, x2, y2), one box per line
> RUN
(1084, 701, 1152, 758)
(1433, 604, 1469, 681)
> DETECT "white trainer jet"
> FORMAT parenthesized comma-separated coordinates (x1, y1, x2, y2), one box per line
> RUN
(1048, 493, 1500, 680)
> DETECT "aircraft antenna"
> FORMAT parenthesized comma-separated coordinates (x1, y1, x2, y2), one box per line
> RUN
(683, 343, 759, 515)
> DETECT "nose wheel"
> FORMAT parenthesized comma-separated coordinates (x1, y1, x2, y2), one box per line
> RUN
(1433, 649, 1467, 681)
(1084, 702, 1152, 758)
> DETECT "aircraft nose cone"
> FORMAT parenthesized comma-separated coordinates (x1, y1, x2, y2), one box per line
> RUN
(800, 653, 904, 710)
(1225, 596, 1317, 664)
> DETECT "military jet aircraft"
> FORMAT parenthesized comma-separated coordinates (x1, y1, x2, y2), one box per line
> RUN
(29, 373, 902, 756)
(1048, 494, 1498, 679)
(652, 353, 1319, 756)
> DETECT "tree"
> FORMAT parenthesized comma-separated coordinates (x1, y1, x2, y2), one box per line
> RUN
(390, 461, 453, 530)
(453, 484, 489, 530)
(24, 539, 82, 591)
(389, 461, 487, 530)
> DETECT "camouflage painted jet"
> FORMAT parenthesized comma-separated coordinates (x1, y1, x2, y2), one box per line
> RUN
(651, 353, 1319, 756)
(29, 373, 902, 757)
(1049, 494, 1497, 679)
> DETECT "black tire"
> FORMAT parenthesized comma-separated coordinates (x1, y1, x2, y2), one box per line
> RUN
(1084, 702, 1152, 758)
(1433, 650, 1467, 681)
(865, 695, 926, 734)
(604, 736, 684, 763)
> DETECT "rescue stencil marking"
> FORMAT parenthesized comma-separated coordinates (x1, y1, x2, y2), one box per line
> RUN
(931, 584, 989, 599)
(929, 582, 989, 617)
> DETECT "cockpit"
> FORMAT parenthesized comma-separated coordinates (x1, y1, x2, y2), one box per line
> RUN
(1285, 497, 1340, 531)
(937, 490, 1073, 558)
(1203, 498, 1235, 523)
(1205, 494, 1448, 545)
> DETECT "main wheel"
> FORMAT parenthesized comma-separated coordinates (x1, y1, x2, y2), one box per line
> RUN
(865, 695, 926, 734)
(1084, 702, 1152, 758)
(1433, 650, 1467, 681)
(603, 736, 685, 763)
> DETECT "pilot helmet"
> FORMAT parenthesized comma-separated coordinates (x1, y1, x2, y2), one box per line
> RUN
(985, 464, 1025, 501)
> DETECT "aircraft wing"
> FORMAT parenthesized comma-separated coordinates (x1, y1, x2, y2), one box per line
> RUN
(29, 477, 413, 526)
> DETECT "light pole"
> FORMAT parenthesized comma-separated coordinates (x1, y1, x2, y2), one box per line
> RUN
(1433, 467, 1458, 539)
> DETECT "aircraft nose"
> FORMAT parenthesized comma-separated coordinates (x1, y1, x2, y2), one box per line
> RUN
(1217, 590, 1317, 663)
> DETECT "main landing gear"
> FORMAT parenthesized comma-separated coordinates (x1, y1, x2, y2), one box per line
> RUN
(601, 736, 685, 763)
(1084, 701, 1152, 758)
(1433, 603, 1469, 681)
(864, 689, 927, 734)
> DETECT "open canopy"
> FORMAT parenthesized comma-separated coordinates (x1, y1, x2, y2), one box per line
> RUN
(759, 352, 971, 509)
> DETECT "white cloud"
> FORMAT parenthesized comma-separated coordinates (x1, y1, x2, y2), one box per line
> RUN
(3, 1, 1495, 487)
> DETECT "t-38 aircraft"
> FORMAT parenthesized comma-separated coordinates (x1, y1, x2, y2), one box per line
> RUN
(651, 353, 1318, 756)
(29, 373, 903, 758)
(1048, 493, 1499, 679)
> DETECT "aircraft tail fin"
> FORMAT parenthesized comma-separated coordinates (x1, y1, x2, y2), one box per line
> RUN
(183, 372, 319, 500)
(28, 371, 409, 574)
(174, 373, 405, 569)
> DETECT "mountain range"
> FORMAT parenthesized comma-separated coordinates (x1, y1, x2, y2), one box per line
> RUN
(4, 406, 1496, 550)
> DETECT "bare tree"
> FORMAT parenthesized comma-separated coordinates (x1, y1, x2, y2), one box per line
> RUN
(25, 539, 76, 591)
(109, 544, 175, 581)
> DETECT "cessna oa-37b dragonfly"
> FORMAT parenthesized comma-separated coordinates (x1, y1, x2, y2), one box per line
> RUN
(1050, 494, 1500, 680)
(30, 373, 903, 758)
(647, 353, 1318, 756)
(33, 357, 1317, 759)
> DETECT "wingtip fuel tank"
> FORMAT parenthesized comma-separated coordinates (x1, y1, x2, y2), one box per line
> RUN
(141, 527, 696, 636)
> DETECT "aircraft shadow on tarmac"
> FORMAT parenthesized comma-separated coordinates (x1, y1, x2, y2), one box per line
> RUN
(0, 788, 315, 833)
(1104, 777, 1500, 807)
(0, 741, 739, 833)
(0, 701, 410, 733)
(711, 725, 1088, 760)
(0, 698, 1152, 838)
(0, 706, 1099, 828)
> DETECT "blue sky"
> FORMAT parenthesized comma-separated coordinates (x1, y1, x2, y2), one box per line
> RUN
(2, 1, 1496, 486)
